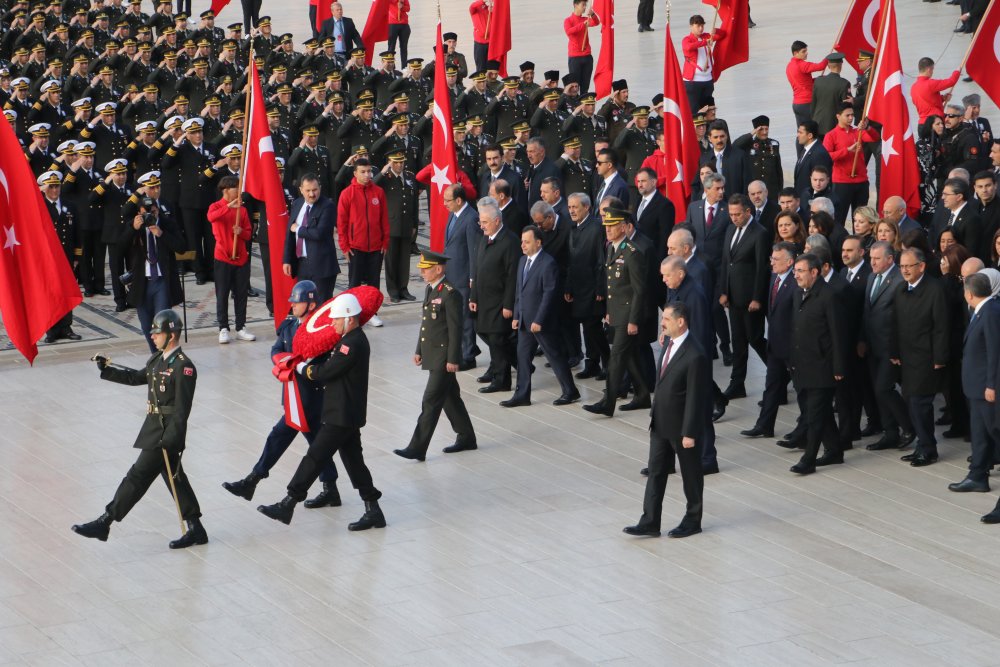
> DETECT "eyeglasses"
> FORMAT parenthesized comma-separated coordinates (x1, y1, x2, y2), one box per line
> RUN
(596, 160, 609, 165)
(945, 114, 962, 119)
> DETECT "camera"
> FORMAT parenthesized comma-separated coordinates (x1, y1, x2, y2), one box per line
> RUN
(119, 270, 133, 286)
(139, 196, 158, 226)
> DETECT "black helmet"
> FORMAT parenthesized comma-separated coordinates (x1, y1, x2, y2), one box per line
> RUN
(150, 309, 182, 334)
(289, 280, 318, 304)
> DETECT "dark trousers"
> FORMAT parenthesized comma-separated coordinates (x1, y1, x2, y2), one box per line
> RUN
(944, 362, 969, 436)
(106, 447, 201, 522)
(385, 236, 411, 297)
(46, 310, 74, 339)
(512, 326, 578, 400)
(799, 386, 839, 465)
(175, 0, 190, 15)
(756, 355, 790, 432)
(968, 398, 998, 482)
(474, 41, 489, 71)
(214, 259, 250, 331)
(347, 249, 383, 289)
(296, 259, 336, 303)
(481, 330, 514, 388)
(637, 0, 654, 26)
(908, 393, 938, 457)
(848, 353, 881, 432)
(713, 301, 731, 348)
(407, 369, 476, 455)
(792, 103, 812, 129)
(560, 303, 582, 363)
(605, 324, 651, 407)
(456, 284, 477, 362)
(259, 241, 274, 315)
(831, 181, 870, 227)
(869, 354, 912, 441)
(180, 207, 213, 279)
(727, 305, 767, 386)
(683, 80, 714, 115)
(108, 245, 127, 307)
(253, 413, 338, 482)
(287, 426, 379, 502)
(79, 229, 105, 292)
(568, 55, 594, 95)
(309, 5, 318, 37)
(638, 432, 703, 532)
(388, 24, 410, 64)
(136, 276, 171, 352)
(240, 0, 261, 28)
(579, 316, 610, 369)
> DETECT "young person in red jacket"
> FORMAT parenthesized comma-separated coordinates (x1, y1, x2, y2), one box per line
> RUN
(564, 0, 600, 96)
(822, 103, 879, 227)
(337, 158, 389, 325)
(388, 0, 410, 65)
(682, 14, 724, 116)
(785, 41, 829, 128)
(208, 174, 256, 343)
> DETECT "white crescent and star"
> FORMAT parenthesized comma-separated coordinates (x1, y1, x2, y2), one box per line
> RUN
(993, 20, 1000, 63)
(305, 299, 337, 332)
(0, 167, 17, 253)
(862, 0, 880, 48)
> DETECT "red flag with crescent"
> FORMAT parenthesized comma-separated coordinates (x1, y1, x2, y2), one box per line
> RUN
(429, 22, 457, 251)
(965, 0, 1000, 110)
(592, 0, 614, 99)
(659, 18, 699, 220)
(833, 0, 882, 73)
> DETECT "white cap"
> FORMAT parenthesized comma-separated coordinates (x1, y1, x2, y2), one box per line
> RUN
(71, 97, 91, 108)
(220, 143, 242, 157)
(137, 170, 161, 185)
(56, 139, 77, 153)
(135, 120, 157, 132)
(105, 158, 129, 172)
(95, 101, 117, 113)
(330, 293, 362, 319)
(36, 170, 62, 186)
(75, 140, 96, 152)
(274, 156, 285, 168)
(28, 122, 51, 134)
(181, 117, 204, 132)
(11, 76, 29, 88)
(40, 80, 61, 93)
(165, 114, 185, 129)
(3, 108, 16, 120)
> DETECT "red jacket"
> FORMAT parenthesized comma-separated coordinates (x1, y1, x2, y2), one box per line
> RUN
(564, 14, 600, 58)
(389, 0, 409, 24)
(337, 177, 389, 254)
(823, 125, 880, 183)
(640, 151, 669, 194)
(208, 199, 252, 265)
(470, 1, 490, 43)
(785, 57, 828, 104)
(681, 33, 715, 81)
(910, 70, 960, 123)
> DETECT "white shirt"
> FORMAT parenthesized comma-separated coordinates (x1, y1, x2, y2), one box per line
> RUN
(948, 201, 968, 223)
(907, 274, 925, 291)
(974, 296, 992, 316)
(846, 260, 865, 283)
(488, 225, 503, 242)
(775, 268, 791, 288)
(294, 200, 313, 258)
(823, 268, 834, 283)
(662, 329, 689, 369)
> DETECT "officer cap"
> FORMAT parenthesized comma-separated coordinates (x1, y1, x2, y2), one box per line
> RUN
(752, 115, 770, 129)
(163, 48, 177, 58)
(71, 97, 92, 110)
(612, 79, 628, 92)
(387, 150, 406, 162)
(443, 31, 458, 41)
(310, 80, 326, 90)
(289, 280, 318, 304)
(28, 122, 51, 136)
(165, 115, 185, 129)
(392, 114, 410, 125)
(417, 250, 449, 268)
(467, 115, 484, 127)
(40, 80, 61, 93)
(393, 92, 410, 102)
(277, 84, 293, 94)
(825, 52, 845, 63)
(96, 101, 117, 115)
(445, 65, 458, 76)
(502, 76, 520, 88)
(54, 23, 68, 33)
(182, 117, 204, 132)
(280, 33, 293, 44)
(275, 157, 286, 169)
(193, 58, 209, 68)
(2, 109, 16, 121)
(227, 22, 242, 31)
(353, 144, 369, 155)
(693, 113, 707, 126)
(632, 106, 650, 118)
(259, 16, 271, 26)
(301, 124, 320, 136)
(266, 105, 281, 117)
(173, 93, 189, 104)
(30, 43, 45, 54)
(602, 207, 632, 226)
(136, 121, 157, 133)
(50, 58, 64, 68)
(351, 48, 366, 57)
(470, 70, 487, 82)
(162, 26, 176, 34)
(356, 100, 375, 110)
(561, 135, 582, 149)
(221, 143, 243, 158)
(858, 49, 874, 61)
(37, 170, 62, 186)
(0, 69, 8, 78)
(329, 92, 344, 103)
(520, 61, 535, 72)
(105, 158, 129, 173)
(200, 9, 215, 18)
(12, 77, 30, 90)
(511, 120, 530, 133)
(544, 70, 559, 82)
(500, 137, 518, 149)
(56, 139, 77, 154)
(222, 39, 238, 50)
(303, 37, 319, 48)
(197, 38, 211, 46)
(580, 93, 597, 104)
(407, 58, 424, 69)
(543, 88, 562, 101)
(452, 118, 467, 131)
(204, 95, 221, 106)
(142, 83, 159, 93)
(75, 141, 96, 155)
(379, 50, 394, 59)
(229, 109, 245, 120)
(322, 37, 335, 48)
(151, 309, 183, 334)
(138, 171, 161, 187)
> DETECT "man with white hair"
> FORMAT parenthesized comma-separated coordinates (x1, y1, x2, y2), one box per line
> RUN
(881, 195, 922, 237)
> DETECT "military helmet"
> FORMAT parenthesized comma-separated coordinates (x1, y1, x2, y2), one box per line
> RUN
(289, 280, 318, 304)
(150, 309, 183, 334)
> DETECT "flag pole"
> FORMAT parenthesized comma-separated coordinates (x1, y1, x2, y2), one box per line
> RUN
(849, 0, 887, 178)
(831, 0, 853, 52)
(232, 47, 254, 260)
(958, 0, 994, 72)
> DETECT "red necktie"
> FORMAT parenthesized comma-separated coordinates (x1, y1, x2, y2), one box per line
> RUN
(659, 340, 674, 378)
(706, 205, 714, 229)
(770, 276, 780, 308)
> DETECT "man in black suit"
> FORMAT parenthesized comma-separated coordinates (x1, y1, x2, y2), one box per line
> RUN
(525, 137, 561, 207)
(788, 253, 847, 474)
(318, 1, 364, 62)
(566, 192, 609, 379)
(973, 171, 1000, 261)
(491, 178, 528, 236)
(634, 167, 675, 266)
(470, 198, 519, 394)
(882, 195, 923, 238)
(931, 178, 983, 257)
(282, 173, 340, 304)
(624, 302, 710, 538)
(860, 242, 915, 450)
(742, 242, 797, 438)
(480, 144, 526, 213)
(747, 180, 780, 238)
(501, 225, 580, 407)
(626, 219, 661, 394)
(840, 236, 881, 440)
(592, 148, 629, 209)
(891, 248, 949, 467)
(949, 273, 1000, 492)
(719, 194, 770, 398)
(700, 121, 752, 198)
(794, 123, 833, 187)
(799, 164, 835, 225)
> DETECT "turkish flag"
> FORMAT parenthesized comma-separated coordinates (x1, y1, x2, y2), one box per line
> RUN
(0, 118, 82, 363)
(592, 0, 614, 99)
(361, 0, 392, 66)
(315, 1, 331, 33)
(865, 0, 920, 217)
(211, 0, 232, 19)
(965, 0, 1000, 110)
(704, 0, 749, 81)
(659, 19, 699, 221)
(487, 0, 512, 77)
(834, 0, 881, 73)
(429, 22, 457, 251)
(243, 59, 294, 331)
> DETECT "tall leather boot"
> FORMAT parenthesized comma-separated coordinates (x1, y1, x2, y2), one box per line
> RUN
(304, 481, 342, 508)
(169, 518, 209, 549)
(71, 512, 112, 541)
(348, 500, 386, 531)
(222, 471, 262, 500)
(257, 495, 298, 524)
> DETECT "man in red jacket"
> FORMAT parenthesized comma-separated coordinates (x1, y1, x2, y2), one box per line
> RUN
(785, 40, 828, 129)
(564, 0, 600, 96)
(469, 0, 492, 72)
(910, 57, 961, 124)
(338, 158, 389, 325)
(822, 103, 879, 226)
(681, 15, 722, 116)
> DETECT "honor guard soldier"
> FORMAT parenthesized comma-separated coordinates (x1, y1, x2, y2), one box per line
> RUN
(733, 115, 784, 198)
(556, 135, 594, 198)
(73, 309, 208, 550)
(613, 105, 657, 204)
(561, 92, 606, 162)
(394, 251, 478, 461)
(484, 75, 528, 142)
(375, 151, 419, 302)
(531, 88, 569, 154)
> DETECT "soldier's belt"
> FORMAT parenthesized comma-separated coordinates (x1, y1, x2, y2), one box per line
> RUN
(146, 403, 175, 415)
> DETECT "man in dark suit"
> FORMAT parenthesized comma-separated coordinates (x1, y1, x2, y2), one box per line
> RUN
(793, 120, 833, 196)
(931, 178, 983, 256)
(480, 144, 526, 213)
(882, 195, 923, 238)
(525, 137, 561, 207)
(626, 221, 661, 394)
(566, 192, 609, 379)
(747, 180, 780, 238)
(501, 225, 580, 407)
(491, 178, 529, 236)
(700, 121, 752, 198)
(949, 273, 1000, 492)
(860, 242, 916, 450)
(840, 236, 880, 440)
(719, 194, 770, 398)
(634, 167, 675, 266)
(592, 147, 629, 209)
(624, 301, 710, 538)
(973, 171, 1000, 261)
(742, 242, 797, 438)
(282, 174, 339, 304)
(443, 183, 482, 369)
(470, 198, 519, 393)
(788, 253, 847, 474)
(318, 1, 364, 62)
(891, 248, 949, 466)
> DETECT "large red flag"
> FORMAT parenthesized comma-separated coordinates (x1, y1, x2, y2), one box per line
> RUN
(429, 22, 457, 251)
(964, 0, 1000, 110)
(660, 18, 699, 221)
(210, 0, 232, 19)
(703, 0, 749, 81)
(243, 58, 294, 330)
(487, 0, 512, 77)
(833, 0, 881, 73)
(315, 2, 331, 34)
(361, 0, 392, 66)
(865, 0, 920, 216)
(592, 0, 614, 99)
(0, 120, 82, 363)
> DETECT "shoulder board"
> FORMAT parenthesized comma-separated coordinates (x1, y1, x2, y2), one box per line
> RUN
(770, 138, 780, 146)
(128, 194, 139, 203)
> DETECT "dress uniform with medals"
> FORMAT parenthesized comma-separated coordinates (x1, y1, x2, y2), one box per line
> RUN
(561, 93, 606, 162)
(38, 170, 82, 342)
(555, 135, 594, 198)
(374, 151, 419, 302)
(732, 115, 784, 198)
(484, 76, 528, 142)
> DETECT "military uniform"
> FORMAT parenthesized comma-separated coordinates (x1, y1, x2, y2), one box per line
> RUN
(562, 108, 606, 162)
(733, 129, 784, 199)
(375, 163, 419, 300)
(484, 84, 529, 142)
(612, 115, 657, 204)
(530, 103, 569, 154)
(555, 155, 594, 199)
(598, 98, 635, 145)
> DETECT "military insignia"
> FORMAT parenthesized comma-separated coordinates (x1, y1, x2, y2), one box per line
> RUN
(183, 367, 193, 376)
(159, 383, 166, 392)
(970, 147, 978, 155)
(339, 344, 350, 354)
(432, 298, 442, 304)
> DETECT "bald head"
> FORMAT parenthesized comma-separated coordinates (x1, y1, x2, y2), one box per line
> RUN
(667, 228, 694, 258)
(883, 195, 906, 223)
(961, 257, 986, 280)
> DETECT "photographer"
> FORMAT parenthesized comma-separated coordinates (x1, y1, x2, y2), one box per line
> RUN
(208, 174, 255, 344)
(119, 171, 185, 351)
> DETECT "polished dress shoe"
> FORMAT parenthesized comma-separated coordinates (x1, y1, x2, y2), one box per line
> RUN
(859, 423, 883, 438)
(553, 391, 581, 406)
(619, 399, 651, 411)
(623, 525, 660, 537)
(71, 512, 112, 541)
(740, 427, 773, 438)
(257, 496, 298, 524)
(815, 453, 844, 466)
(98, 289, 111, 296)
(595, 370, 607, 381)
(65, 329, 82, 340)
(640, 467, 649, 476)
(722, 384, 747, 400)
(348, 500, 386, 531)
(637, 24, 646, 32)
(458, 360, 477, 371)
(582, 402, 614, 417)
(712, 404, 726, 422)
(304, 481, 342, 508)
(478, 383, 510, 394)
(909, 454, 939, 467)
(900, 431, 916, 447)
(393, 448, 426, 461)
(776, 440, 802, 449)
(981, 500, 1000, 523)
(942, 428, 968, 439)
(169, 518, 208, 549)
(866, 439, 899, 451)
(667, 525, 701, 538)
(400, 290, 417, 301)
(790, 463, 816, 475)
(948, 478, 989, 492)
(443, 442, 478, 453)
(721, 346, 733, 366)
(500, 397, 531, 408)
(702, 462, 720, 475)
(44, 334, 58, 344)
(575, 364, 599, 379)
(84, 290, 95, 297)
(900, 453, 917, 462)
(476, 372, 494, 383)
(114, 303, 128, 312)
(388, 295, 400, 303)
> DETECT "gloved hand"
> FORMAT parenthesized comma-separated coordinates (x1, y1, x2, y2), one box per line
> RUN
(93, 355, 109, 371)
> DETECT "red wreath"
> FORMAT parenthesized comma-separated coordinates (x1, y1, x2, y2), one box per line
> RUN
(291, 285, 385, 359)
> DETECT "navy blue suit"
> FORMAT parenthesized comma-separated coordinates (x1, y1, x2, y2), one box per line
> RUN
(283, 196, 340, 303)
(445, 203, 481, 363)
(962, 299, 1000, 481)
(593, 172, 630, 209)
(755, 271, 796, 432)
(511, 250, 578, 401)
(684, 199, 733, 351)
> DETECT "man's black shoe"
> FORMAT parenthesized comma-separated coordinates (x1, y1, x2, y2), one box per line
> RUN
(393, 448, 426, 461)
(815, 453, 844, 466)
(776, 440, 802, 449)
(257, 496, 297, 524)
(304, 481, 342, 508)
(722, 384, 747, 400)
(476, 372, 494, 383)
(740, 427, 773, 438)
(623, 525, 660, 537)
(948, 478, 990, 493)
(619, 399, 651, 411)
(400, 290, 417, 301)
(478, 383, 509, 394)
(790, 463, 816, 475)
(583, 402, 614, 416)
(667, 525, 701, 538)
(909, 455, 939, 467)
(71, 512, 112, 541)
(500, 397, 531, 408)
(553, 391, 581, 406)
(169, 518, 208, 549)
(866, 438, 899, 451)
(900, 431, 916, 447)
(443, 442, 477, 453)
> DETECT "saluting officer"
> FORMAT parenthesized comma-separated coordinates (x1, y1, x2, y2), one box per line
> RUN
(72, 310, 208, 550)
(555, 135, 594, 198)
(394, 251, 478, 461)
(531, 88, 569, 155)
(561, 92, 606, 162)
(732, 115, 784, 198)
(484, 75, 529, 142)
(613, 105, 657, 206)
(375, 150, 419, 302)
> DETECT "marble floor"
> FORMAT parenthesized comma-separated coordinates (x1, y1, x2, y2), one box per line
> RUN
(2, 0, 999, 665)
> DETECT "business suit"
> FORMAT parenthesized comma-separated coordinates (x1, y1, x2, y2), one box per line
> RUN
(700, 145, 752, 198)
(635, 191, 675, 267)
(719, 220, 770, 388)
(962, 298, 1000, 482)
(932, 203, 983, 262)
(567, 214, 609, 373)
(754, 271, 796, 433)
(635, 334, 710, 533)
(526, 157, 561, 207)
(282, 196, 340, 303)
(470, 227, 520, 390)
(898, 214, 923, 238)
(840, 262, 880, 437)
(318, 16, 364, 56)
(500, 199, 529, 236)
(750, 199, 780, 238)
(480, 165, 526, 212)
(826, 270, 854, 451)
(684, 199, 733, 354)
(444, 203, 481, 364)
(592, 172, 630, 210)
(793, 141, 833, 196)
(511, 251, 578, 402)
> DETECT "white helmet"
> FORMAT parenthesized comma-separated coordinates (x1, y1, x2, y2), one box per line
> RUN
(330, 293, 362, 319)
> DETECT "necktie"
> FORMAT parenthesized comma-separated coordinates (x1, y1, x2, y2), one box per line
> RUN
(295, 204, 310, 257)
(659, 339, 674, 378)
(715, 152, 723, 173)
(706, 204, 715, 229)
(908, 284, 915, 292)
(871, 273, 883, 301)
(446, 213, 455, 241)
(755, 209, 762, 223)
(596, 182, 607, 205)
(636, 197, 648, 219)
(147, 228, 159, 277)
(523, 256, 533, 282)
(424, 284, 433, 302)
(731, 225, 743, 249)
(948, 212, 956, 227)
(770, 276, 780, 308)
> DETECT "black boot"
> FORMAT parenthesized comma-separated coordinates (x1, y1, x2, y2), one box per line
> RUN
(304, 481, 342, 508)
(72, 512, 112, 541)
(222, 471, 262, 501)
(257, 495, 298, 524)
(348, 500, 386, 531)
(169, 518, 208, 549)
